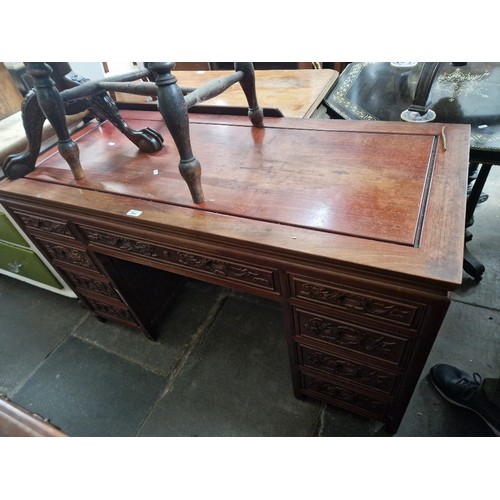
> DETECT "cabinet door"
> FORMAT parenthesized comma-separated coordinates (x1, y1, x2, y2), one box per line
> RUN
(0, 212, 29, 246)
(0, 241, 63, 288)
(0, 204, 76, 297)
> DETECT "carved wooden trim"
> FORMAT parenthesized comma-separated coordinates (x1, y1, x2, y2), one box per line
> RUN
(37, 240, 99, 272)
(63, 271, 120, 300)
(303, 375, 387, 415)
(79, 225, 277, 291)
(296, 309, 409, 365)
(300, 346, 397, 393)
(13, 211, 74, 239)
(291, 276, 420, 328)
(85, 297, 136, 323)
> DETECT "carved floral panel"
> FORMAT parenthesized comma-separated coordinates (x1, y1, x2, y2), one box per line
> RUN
(79, 226, 277, 291)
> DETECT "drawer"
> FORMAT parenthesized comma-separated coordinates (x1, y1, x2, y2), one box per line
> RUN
(0, 212, 29, 247)
(34, 238, 101, 273)
(10, 210, 77, 242)
(298, 345, 399, 395)
(293, 308, 412, 367)
(301, 373, 389, 419)
(61, 269, 121, 301)
(78, 224, 279, 293)
(81, 294, 141, 329)
(289, 274, 424, 332)
(0, 241, 63, 289)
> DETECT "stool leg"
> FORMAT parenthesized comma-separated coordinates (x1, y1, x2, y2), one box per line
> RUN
(89, 92, 164, 153)
(25, 63, 84, 180)
(146, 62, 204, 204)
(2, 90, 46, 178)
(234, 63, 264, 127)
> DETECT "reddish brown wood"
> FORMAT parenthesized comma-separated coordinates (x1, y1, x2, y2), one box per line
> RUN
(0, 112, 470, 433)
(0, 395, 66, 437)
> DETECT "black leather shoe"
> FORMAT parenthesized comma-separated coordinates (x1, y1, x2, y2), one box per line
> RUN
(429, 364, 500, 436)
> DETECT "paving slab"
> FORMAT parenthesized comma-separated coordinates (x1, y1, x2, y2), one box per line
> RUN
(11, 336, 165, 436)
(73, 279, 226, 377)
(139, 293, 321, 436)
(0, 275, 85, 394)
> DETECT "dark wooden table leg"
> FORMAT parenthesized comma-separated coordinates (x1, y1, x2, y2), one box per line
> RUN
(89, 92, 164, 153)
(146, 62, 204, 204)
(25, 63, 84, 180)
(2, 90, 47, 178)
(234, 63, 264, 127)
(401, 62, 444, 122)
(463, 163, 492, 281)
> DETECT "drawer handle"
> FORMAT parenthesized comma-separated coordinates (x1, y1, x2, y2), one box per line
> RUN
(7, 261, 23, 273)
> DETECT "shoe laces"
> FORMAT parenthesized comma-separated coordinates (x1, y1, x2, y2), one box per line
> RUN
(456, 373, 483, 401)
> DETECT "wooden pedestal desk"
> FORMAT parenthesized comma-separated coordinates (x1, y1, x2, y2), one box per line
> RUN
(0, 110, 470, 433)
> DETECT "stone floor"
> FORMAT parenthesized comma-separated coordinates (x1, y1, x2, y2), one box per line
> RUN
(1, 127, 499, 438)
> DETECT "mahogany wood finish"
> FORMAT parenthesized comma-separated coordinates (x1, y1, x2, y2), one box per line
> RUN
(323, 62, 500, 280)
(115, 69, 339, 119)
(0, 111, 470, 433)
(0, 394, 66, 436)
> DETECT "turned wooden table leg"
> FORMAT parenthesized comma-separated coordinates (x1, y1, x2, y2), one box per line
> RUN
(25, 62, 84, 180)
(146, 62, 204, 204)
(234, 63, 264, 127)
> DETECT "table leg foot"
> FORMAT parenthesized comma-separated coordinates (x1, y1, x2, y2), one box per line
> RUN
(463, 245, 485, 281)
(179, 157, 204, 204)
(58, 139, 84, 180)
(235, 63, 264, 127)
(90, 93, 164, 153)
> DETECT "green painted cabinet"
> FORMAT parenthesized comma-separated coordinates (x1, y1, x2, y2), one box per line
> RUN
(0, 204, 76, 296)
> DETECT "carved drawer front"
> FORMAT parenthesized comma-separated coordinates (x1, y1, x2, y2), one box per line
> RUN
(77, 225, 279, 293)
(294, 308, 411, 367)
(301, 373, 388, 419)
(34, 238, 101, 273)
(289, 274, 423, 332)
(298, 345, 399, 395)
(10, 210, 77, 242)
(82, 295, 140, 329)
(61, 269, 121, 302)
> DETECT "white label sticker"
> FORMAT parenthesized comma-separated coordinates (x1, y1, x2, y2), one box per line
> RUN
(127, 209, 143, 217)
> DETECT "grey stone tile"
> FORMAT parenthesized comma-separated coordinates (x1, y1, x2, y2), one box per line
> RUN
(0, 275, 86, 395)
(139, 294, 321, 436)
(455, 167, 500, 309)
(319, 404, 386, 437)
(73, 279, 225, 377)
(395, 301, 500, 436)
(11, 336, 165, 436)
(423, 301, 500, 374)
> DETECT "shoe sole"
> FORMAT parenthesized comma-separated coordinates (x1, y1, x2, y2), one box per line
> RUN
(430, 377, 500, 437)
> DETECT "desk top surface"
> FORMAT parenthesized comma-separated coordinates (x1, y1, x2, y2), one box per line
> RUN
(115, 69, 338, 118)
(0, 111, 470, 288)
(325, 62, 500, 156)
